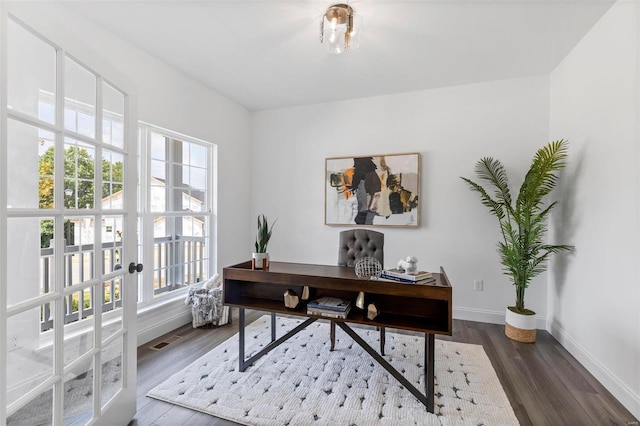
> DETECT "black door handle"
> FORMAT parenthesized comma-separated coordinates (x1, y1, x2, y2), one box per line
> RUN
(129, 262, 144, 274)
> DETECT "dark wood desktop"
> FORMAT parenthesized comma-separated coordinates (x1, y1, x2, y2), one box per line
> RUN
(223, 261, 453, 412)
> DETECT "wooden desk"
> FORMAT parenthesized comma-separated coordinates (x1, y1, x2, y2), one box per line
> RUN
(223, 261, 453, 413)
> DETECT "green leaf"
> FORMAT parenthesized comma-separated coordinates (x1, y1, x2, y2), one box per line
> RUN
(255, 214, 276, 253)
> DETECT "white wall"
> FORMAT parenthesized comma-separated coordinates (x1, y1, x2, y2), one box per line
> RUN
(6, 2, 253, 344)
(549, 0, 640, 419)
(251, 75, 551, 326)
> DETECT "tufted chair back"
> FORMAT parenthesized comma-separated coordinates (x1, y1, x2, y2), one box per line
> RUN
(337, 229, 384, 268)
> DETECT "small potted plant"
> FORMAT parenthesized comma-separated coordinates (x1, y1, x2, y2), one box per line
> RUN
(253, 214, 276, 269)
(461, 140, 573, 342)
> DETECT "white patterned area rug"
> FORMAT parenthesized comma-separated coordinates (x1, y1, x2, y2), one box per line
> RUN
(148, 315, 518, 426)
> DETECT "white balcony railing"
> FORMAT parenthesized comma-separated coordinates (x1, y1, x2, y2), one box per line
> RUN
(39, 236, 206, 331)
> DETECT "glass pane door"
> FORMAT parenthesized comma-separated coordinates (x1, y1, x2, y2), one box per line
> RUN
(1, 11, 137, 425)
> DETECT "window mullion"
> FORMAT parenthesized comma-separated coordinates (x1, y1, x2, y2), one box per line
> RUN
(52, 44, 65, 426)
(142, 212, 154, 303)
(96, 76, 103, 214)
(141, 129, 154, 304)
(0, 4, 9, 424)
(93, 78, 104, 415)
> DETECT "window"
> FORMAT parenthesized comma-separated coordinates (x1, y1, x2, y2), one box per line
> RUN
(138, 124, 214, 302)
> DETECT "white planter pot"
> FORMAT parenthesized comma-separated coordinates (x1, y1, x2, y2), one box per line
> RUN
(505, 307, 537, 343)
(252, 252, 269, 269)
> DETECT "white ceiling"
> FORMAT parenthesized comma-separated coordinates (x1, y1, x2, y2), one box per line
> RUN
(60, 0, 615, 111)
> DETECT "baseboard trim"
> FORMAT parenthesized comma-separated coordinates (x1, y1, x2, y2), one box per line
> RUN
(136, 302, 192, 347)
(549, 320, 640, 420)
(454, 306, 547, 329)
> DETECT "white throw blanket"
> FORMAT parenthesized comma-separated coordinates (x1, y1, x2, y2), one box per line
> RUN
(184, 274, 229, 327)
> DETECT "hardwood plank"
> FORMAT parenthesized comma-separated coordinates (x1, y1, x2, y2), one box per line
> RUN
(129, 311, 638, 426)
(152, 405, 201, 426)
(186, 410, 237, 425)
(128, 398, 173, 426)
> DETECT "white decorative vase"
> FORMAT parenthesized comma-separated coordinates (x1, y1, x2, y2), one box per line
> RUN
(252, 252, 269, 269)
(505, 307, 537, 343)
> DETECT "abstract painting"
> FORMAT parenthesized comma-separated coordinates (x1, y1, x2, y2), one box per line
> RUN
(325, 153, 420, 227)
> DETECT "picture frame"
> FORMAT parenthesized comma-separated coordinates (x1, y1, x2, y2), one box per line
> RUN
(325, 152, 420, 227)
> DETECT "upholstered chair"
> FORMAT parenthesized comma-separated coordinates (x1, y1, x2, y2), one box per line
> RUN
(337, 229, 384, 268)
(331, 229, 386, 354)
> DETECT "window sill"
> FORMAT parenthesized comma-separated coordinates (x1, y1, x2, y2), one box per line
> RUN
(35, 286, 201, 352)
(137, 286, 193, 316)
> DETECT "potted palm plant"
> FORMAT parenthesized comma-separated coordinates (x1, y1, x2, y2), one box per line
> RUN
(252, 214, 276, 269)
(461, 140, 573, 343)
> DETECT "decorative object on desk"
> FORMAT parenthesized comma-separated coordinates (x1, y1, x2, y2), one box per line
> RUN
(461, 140, 574, 343)
(307, 296, 351, 318)
(354, 256, 382, 279)
(148, 316, 519, 426)
(307, 304, 351, 319)
(307, 296, 350, 311)
(396, 255, 418, 274)
(283, 289, 299, 309)
(308, 296, 356, 318)
(355, 291, 365, 309)
(325, 153, 420, 227)
(252, 254, 269, 270)
(367, 303, 379, 320)
(381, 268, 435, 284)
(301, 285, 310, 301)
(252, 214, 276, 269)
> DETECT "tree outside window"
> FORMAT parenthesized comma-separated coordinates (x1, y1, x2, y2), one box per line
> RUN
(38, 145, 123, 248)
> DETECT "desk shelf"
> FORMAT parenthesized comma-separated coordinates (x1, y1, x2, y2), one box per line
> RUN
(225, 296, 450, 335)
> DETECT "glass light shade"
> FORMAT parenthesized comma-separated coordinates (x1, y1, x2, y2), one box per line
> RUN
(323, 24, 347, 54)
(320, 4, 361, 54)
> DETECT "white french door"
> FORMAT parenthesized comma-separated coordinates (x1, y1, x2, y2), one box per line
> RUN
(1, 5, 138, 425)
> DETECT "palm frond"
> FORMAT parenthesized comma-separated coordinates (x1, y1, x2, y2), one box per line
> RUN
(517, 140, 568, 214)
(460, 177, 505, 220)
(475, 157, 513, 212)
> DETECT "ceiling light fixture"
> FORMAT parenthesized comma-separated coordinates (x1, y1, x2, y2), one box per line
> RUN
(319, 3, 361, 54)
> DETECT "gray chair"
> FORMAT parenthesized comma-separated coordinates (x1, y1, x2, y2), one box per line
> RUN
(338, 229, 384, 268)
(331, 229, 386, 354)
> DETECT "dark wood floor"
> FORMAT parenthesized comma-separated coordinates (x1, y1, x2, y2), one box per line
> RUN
(129, 310, 638, 426)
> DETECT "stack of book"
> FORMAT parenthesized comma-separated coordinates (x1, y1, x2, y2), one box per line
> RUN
(380, 268, 436, 284)
(306, 296, 351, 319)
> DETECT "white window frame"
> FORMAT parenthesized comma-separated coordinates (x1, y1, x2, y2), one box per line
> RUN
(137, 122, 216, 307)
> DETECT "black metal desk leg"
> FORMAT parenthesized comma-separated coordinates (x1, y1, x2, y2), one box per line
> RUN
(425, 333, 435, 412)
(271, 312, 276, 342)
(330, 321, 336, 351)
(380, 326, 386, 356)
(239, 308, 246, 372)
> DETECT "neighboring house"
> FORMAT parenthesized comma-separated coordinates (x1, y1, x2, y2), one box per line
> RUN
(68, 177, 205, 247)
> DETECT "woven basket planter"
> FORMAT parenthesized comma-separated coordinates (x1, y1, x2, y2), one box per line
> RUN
(505, 308, 536, 343)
